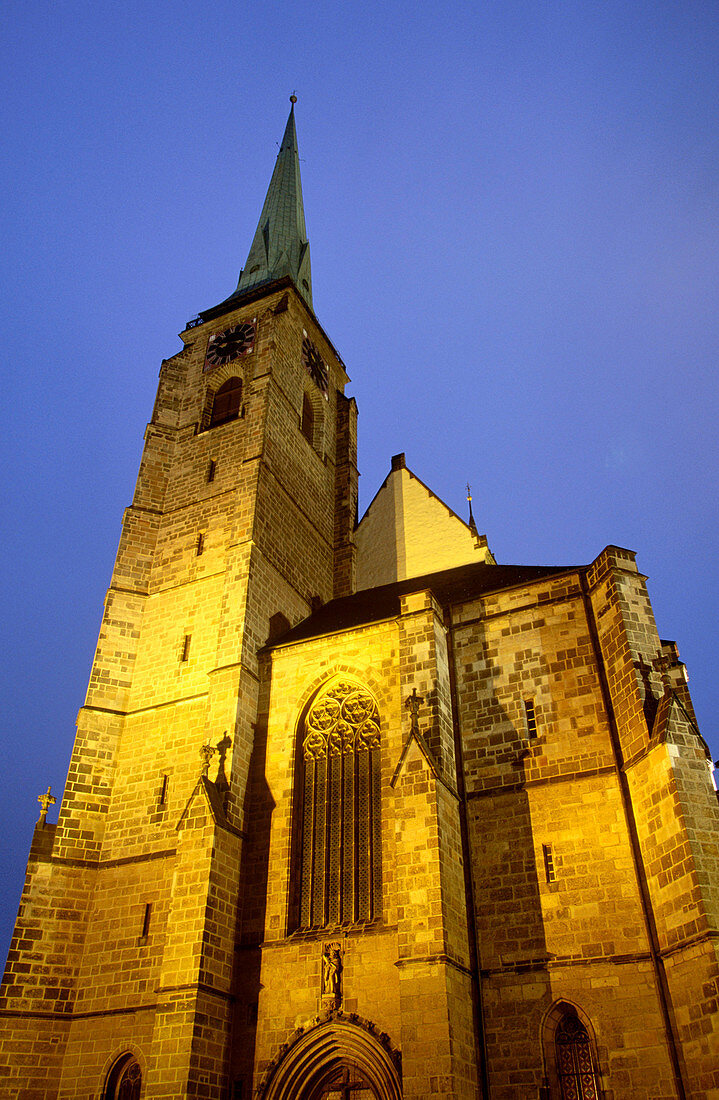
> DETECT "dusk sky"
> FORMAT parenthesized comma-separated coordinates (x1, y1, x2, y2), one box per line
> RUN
(1, 0, 718, 963)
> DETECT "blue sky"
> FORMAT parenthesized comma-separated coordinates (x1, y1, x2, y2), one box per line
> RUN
(1, 0, 717, 961)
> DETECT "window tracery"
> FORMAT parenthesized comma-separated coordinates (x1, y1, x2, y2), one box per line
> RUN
(295, 678, 381, 929)
(542, 1000, 604, 1100)
(555, 1014, 599, 1099)
(104, 1054, 142, 1100)
(310, 1063, 378, 1099)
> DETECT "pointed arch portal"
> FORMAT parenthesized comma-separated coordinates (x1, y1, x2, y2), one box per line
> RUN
(259, 1017, 402, 1100)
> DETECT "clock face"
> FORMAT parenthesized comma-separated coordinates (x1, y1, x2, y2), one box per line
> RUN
(204, 321, 255, 371)
(302, 336, 329, 395)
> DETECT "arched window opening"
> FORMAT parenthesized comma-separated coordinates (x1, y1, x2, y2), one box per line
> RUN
(301, 391, 315, 444)
(309, 1062, 379, 1099)
(294, 679, 381, 930)
(104, 1054, 142, 1100)
(555, 1014, 599, 1099)
(210, 377, 242, 427)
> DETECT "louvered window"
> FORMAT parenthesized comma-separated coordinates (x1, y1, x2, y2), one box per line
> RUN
(210, 377, 242, 427)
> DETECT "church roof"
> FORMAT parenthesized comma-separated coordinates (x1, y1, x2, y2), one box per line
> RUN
(225, 97, 313, 310)
(272, 560, 581, 648)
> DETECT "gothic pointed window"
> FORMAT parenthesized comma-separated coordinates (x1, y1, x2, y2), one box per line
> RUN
(210, 377, 242, 427)
(555, 1014, 599, 1099)
(104, 1054, 142, 1100)
(293, 678, 381, 929)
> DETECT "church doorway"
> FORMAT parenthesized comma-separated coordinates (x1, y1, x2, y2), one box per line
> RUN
(259, 1016, 401, 1100)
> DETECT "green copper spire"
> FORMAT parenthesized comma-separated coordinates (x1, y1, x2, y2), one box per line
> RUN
(233, 96, 312, 308)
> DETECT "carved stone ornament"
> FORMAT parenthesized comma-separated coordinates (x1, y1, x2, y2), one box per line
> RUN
(321, 941, 343, 1000)
(303, 681, 380, 761)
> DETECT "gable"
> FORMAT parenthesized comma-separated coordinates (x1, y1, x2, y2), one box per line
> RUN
(356, 457, 493, 590)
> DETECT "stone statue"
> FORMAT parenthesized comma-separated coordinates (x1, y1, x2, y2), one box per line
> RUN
(321, 942, 342, 1000)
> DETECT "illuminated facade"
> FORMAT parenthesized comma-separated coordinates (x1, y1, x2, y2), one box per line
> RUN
(1, 102, 718, 1099)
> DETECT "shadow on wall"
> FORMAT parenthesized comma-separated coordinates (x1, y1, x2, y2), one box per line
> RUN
(463, 619, 605, 1097)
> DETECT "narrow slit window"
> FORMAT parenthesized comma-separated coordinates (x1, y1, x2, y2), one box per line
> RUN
(207, 459, 216, 483)
(140, 903, 152, 940)
(301, 392, 314, 444)
(543, 843, 556, 883)
(524, 698, 538, 738)
(180, 634, 191, 662)
(159, 774, 169, 807)
(196, 532, 204, 556)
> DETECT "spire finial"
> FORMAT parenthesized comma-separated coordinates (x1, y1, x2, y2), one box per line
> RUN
(37, 785, 56, 825)
(466, 482, 478, 538)
(290, 93, 297, 104)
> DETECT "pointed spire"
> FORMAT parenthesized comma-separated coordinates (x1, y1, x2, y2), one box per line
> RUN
(232, 95, 313, 308)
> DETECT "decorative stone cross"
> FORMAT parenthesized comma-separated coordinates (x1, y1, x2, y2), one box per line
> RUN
(37, 786, 56, 825)
(405, 687, 423, 735)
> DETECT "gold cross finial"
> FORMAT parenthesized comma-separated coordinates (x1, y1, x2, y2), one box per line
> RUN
(37, 785, 56, 824)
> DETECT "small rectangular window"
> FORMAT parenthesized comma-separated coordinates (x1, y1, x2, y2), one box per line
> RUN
(196, 532, 204, 556)
(524, 699, 537, 738)
(543, 844, 556, 883)
(159, 774, 169, 806)
(180, 634, 191, 662)
(140, 902, 152, 941)
(207, 459, 216, 482)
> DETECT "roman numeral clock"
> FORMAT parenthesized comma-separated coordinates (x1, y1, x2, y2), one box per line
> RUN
(204, 321, 256, 370)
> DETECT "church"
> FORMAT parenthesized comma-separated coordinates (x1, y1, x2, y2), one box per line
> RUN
(1, 99, 718, 1099)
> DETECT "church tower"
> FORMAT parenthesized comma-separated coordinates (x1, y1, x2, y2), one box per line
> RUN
(2, 100, 718, 1100)
(0, 98, 358, 1097)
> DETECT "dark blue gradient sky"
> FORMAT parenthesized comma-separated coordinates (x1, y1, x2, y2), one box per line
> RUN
(1, 0, 717, 962)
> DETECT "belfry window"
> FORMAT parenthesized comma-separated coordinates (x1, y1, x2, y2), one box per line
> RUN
(294, 678, 381, 929)
(209, 377, 242, 427)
